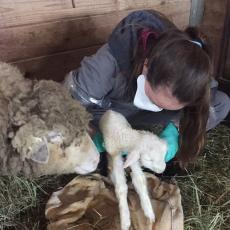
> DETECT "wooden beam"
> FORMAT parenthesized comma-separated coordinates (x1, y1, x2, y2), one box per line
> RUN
(189, 0, 205, 26)
(0, 14, 119, 62)
(0, 7, 190, 62)
(11, 45, 100, 82)
(0, 0, 73, 12)
(0, 0, 192, 81)
(217, 0, 230, 78)
(224, 53, 230, 79)
(201, 0, 228, 77)
(0, 0, 191, 28)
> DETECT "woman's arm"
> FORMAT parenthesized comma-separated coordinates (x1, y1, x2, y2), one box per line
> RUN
(64, 44, 118, 109)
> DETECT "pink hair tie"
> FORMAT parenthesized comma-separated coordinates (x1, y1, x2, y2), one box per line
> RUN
(141, 29, 158, 53)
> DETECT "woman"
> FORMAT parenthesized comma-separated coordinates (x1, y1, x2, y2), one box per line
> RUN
(64, 10, 230, 166)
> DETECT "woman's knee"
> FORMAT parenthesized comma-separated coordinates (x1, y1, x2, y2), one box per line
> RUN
(207, 90, 230, 130)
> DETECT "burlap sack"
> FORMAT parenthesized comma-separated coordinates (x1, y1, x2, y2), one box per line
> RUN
(45, 173, 183, 230)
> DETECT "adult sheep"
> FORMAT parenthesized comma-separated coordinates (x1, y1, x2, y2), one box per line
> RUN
(0, 62, 100, 177)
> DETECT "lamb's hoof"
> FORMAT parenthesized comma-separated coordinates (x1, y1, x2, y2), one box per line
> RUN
(144, 209, 155, 223)
(121, 218, 131, 230)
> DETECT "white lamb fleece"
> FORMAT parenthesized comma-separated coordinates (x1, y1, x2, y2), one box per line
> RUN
(99, 110, 168, 230)
(99, 110, 167, 173)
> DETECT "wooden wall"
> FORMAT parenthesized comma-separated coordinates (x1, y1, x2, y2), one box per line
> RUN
(0, 0, 191, 81)
(201, 0, 229, 78)
(225, 40, 230, 79)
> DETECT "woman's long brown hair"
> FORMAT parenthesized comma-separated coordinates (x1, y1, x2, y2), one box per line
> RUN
(128, 26, 213, 167)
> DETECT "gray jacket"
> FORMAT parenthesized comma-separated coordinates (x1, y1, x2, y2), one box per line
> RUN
(64, 10, 218, 111)
(64, 10, 179, 109)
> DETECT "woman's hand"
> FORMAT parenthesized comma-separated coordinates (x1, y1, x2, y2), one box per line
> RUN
(160, 122, 179, 162)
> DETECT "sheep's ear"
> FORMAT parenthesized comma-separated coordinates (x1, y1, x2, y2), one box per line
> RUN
(30, 138, 49, 164)
(123, 151, 140, 168)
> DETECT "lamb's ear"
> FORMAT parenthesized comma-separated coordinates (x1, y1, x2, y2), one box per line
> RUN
(123, 150, 140, 168)
(30, 137, 50, 164)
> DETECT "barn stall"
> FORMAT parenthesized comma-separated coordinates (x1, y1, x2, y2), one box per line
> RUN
(0, 0, 229, 229)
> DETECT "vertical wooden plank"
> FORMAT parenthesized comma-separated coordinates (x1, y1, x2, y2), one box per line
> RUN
(217, 0, 230, 78)
(201, 0, 228, 77)
(189, 0, 205, 26)
(224, 38, 230, 79)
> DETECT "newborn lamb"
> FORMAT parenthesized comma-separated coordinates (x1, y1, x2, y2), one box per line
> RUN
(99, 110, 167, 230)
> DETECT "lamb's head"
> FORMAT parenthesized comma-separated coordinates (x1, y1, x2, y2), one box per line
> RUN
(139, 131, 167, 174)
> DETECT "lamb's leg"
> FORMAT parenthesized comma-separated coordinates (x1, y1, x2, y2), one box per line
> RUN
(109, 154, 130, 230)
(130, 161, 155, 222)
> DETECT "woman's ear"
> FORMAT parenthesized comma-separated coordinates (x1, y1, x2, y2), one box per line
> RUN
(142, 58, 148, 75)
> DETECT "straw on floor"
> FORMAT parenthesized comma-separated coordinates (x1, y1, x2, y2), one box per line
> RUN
(0, 125, 229, 230)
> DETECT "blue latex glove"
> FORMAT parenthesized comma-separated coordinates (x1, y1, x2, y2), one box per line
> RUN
(160, 122, 179, 162)
(92, 132, 106, 153)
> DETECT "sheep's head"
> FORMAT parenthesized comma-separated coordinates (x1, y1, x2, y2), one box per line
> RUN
(11, 117, 100, 175)
(62, 133, 99, 174)
(139, 131, 167, 174)
(11, 117, 50, 163)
